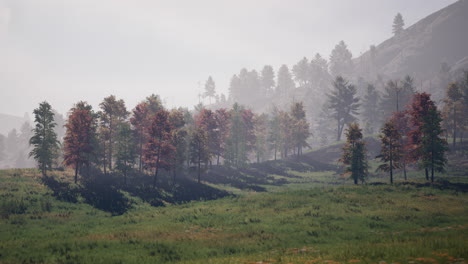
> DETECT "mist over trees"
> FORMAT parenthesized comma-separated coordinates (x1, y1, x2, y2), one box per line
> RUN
(0, 5, 465, 191)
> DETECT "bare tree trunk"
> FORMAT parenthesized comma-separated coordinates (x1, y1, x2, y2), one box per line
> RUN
(198, 157, 201, 183)
(453, 107, 457, 148)
(74, 164, 79, 184)
(337, 120, 341, 141)
(403, 163, 407, 181)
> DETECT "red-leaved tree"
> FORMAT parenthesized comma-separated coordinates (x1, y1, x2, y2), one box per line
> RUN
(63, 102, 97, 183)
(143, 109, 175, 186)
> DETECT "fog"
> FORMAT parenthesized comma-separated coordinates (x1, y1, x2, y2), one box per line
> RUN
(0, 0, 457, 117)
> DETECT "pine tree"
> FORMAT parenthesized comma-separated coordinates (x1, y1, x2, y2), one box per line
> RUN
(204, 76, 216, 104)
(225, 104, 255, 167)
(195, 108, 218, 166)
(130, 102, 149, 172)
(114, 122, 136, 186)
(190, 127, 209, 183)
(98, 95, 128, 172)
(408, 93, 448, 182)
(290, 102, 310, 156)
(292, 57, 310, 88)
(341, 123, 368, 184)
(362, 84, 381, 134)
(442, 82, 463, 148)
(268, 107, 281, 160)
(260, 65, 275, 97)
(253, 113, 269, 163)
(421, 107, 448, 182)
(380, 77, 414, 119)
(392, 13, 405, 36)
(29, 101, 60, 176)
(279, 111, 294, 158)
(277, 65, 295, 98)
(376, 119, 402, 184)
(327, 76, 360, 141)
(329, 40, 353, 78)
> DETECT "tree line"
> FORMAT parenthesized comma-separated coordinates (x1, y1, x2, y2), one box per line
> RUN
(340, 72, 468, 185)
(28, 96, 311, 186)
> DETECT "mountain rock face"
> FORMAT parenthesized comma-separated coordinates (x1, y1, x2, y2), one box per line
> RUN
(354, 0, 468, 101)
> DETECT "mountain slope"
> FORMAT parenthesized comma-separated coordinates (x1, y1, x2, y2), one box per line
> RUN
(354, 0, 468, 100)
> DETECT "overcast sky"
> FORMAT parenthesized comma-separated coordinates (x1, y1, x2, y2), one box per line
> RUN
(0, 0, 457, 117)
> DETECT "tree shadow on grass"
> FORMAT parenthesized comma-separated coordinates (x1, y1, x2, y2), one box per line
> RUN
(80, 173, 132, 215)
(200, 157, 339, 192)
(41, 176, 79, 203)
(42, 172, 131, 215)
(123, 171, 231, 206)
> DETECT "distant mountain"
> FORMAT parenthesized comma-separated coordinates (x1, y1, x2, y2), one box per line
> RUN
(354, 0, 468, 101)
(0, 113, 29, 135)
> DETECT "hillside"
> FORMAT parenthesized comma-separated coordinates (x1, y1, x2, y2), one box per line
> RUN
(0, 163, 467, 263)
(354, 0, 468, 100)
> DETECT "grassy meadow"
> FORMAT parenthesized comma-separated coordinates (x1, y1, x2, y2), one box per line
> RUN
(0, 153, 467, 264)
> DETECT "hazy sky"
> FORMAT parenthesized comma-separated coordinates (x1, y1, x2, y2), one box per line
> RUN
(0, 0, 457, 117)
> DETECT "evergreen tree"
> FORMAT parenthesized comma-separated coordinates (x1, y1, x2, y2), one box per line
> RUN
(408, 93, 448, 182)
(190, 127, 209, 183)
(309, 53, 330, 88)
(268, 107, 281, 160)
(260, 65, 275, 97)
(327, 76, 360, 141)
(341, 123, 368, 184)
(329, 40, 353, 78)
(228, 74, 241, 103)
(292, 57, 310, 88)
(277, 65, 295, 98)
(225, 104, 255, 167)
(442, 82, 463, 148)
(376, 119, 402, 184)
(114, 122, 136, 186)
(392, 13, 405, 36)
(421, 107, 448, 182)
(99, 95, 128, 172)
(362, 84, 381, 134)
(204, 76, 216, 104)
(253, 113, 269, 163)
(380, 77, 415, 119)
(195, 108, 218, 166)
(29, 101, 60, 176)
(130, 102, 149, 172)
(278, 111, 294, 158)
(290, 102, 310, 156)
(169, 127, 187, 184)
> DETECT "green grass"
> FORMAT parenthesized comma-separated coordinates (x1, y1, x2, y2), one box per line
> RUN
(0, 167, 467, 264)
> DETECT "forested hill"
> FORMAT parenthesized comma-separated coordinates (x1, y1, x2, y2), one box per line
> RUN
(353, 0, 468, 101)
